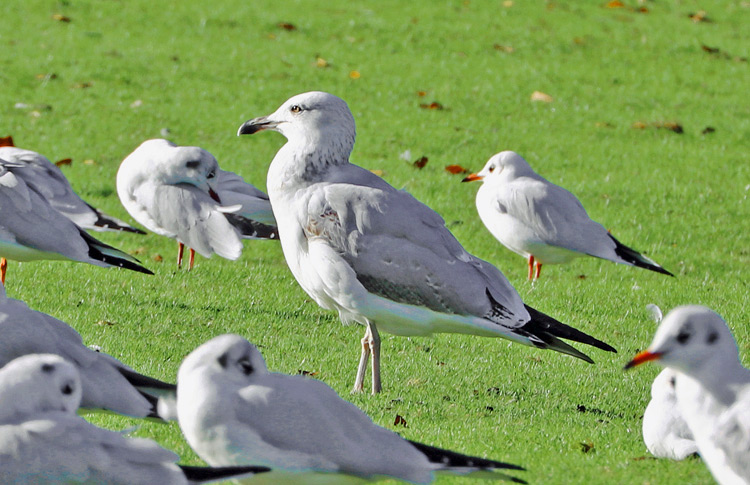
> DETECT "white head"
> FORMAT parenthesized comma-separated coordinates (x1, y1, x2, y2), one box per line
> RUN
(120, 139, 221, 200)
(626, 305, 741, 379)
(462, 151, 536, 184)
(0, 354, 82, 421)
(178, 334, 268, 392)
(238, 92, 356, 178)
(650, 368, 678, 401)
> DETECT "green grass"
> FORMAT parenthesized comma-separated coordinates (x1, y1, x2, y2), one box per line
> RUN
(1, 0, 749, 483)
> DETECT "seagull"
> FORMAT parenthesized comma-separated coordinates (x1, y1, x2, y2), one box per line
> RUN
(238, 91, 615, 394)
(0, 145, 145, 234)
(177, 334, 527, 484)
(0, 158, 152, 283)
(117, 139, 277, 270)
(462, 151, 673, 280)
(0, 284, 176, 420)
(0, 353, 271, 484)
(626, 305, 750, 483)
(643, 368, 698, 460)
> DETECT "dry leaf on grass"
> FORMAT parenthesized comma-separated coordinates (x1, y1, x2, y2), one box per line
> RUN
(445, 164, 470, 175)
(52, 13, 71, 22)
(393, 415, 408, 427)
(413, 156, 428, 169)
(0, 136, 14, 147)
(419, 101, 444, 110)
(530, 91, 553, 102)
(370, 169, 384, 176)
(493, 44, 514, 53)
(55, 158, 72, 167)
(278, 22, 297, 30)
(349, 70, 361, 80)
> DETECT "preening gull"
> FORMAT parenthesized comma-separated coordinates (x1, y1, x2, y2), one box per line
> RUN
(0, 158, 152, 283)
(462, 151, 673, 280)
(0, 145, 145, 234)
(0, 285, 176, 420)
(626, 306, 750, 483)
(0, 354, 271, 484)
(238, 91, 615, 393)
(117, 139, 277, 270)
(177, 334, 526, 484)
(643, 368, 698, 460)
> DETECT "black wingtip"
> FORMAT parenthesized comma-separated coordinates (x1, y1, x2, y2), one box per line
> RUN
(608, 234, 674, 277)
(179, 464, 272, 482)
(408, 439, 526, 472)
(84, 202, 147, 234)
(523, 304, 617, 354)
(117, 367, 177, 392)
(224, 213, 278, 240)
(78, 228, 154, 275)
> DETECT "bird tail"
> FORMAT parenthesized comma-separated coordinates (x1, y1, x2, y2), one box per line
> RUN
(179, 465, 272, 483)
(408, 440, 527, 483)
(117, 367, 178, 421)
(519, 304, 617, 364)
(607, 234, 673, 276)
(224, 213, 278, 240)
(84, 202, 147, 234)
(79, 228, 153, 274)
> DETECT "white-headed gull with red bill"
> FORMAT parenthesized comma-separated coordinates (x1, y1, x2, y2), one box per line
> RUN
(238, 91, 615, 394)
(117, 139, 277, 270)
(177, 334, 526, 484)
(462, 151, 673, 280)
(0, 158, 152, 283)
(626, 305, 750, 483)
(0, 353, 271, 484)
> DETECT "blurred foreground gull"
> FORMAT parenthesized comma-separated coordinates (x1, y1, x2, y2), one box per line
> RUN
(0, 145, 145, 234)
(238, 91, 615, 393)
(0, 284, 176, 420)
(117, 139, 277, 270)
(0, 158, 152, 283)
(177, 334, 526, 484)
(626, 306, 750, 483)
(462, 151, 673, 280)
(0, 354, 271, 484)
(643, 368, 697, 460)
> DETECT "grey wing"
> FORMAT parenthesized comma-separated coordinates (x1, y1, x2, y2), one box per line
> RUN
(0, 171, 92, 261)
(306, 167, 528, 327)
(499, 178, 614, 256)
(712, 397, 750, 480)
(216, 170, 276, 225)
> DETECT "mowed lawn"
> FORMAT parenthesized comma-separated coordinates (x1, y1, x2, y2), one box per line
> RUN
(1, 0, 748, 483)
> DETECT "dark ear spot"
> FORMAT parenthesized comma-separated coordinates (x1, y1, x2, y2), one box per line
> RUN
(217, 352, 229, 369)
(707, 331, 719, 344)
(186, 160, 200, 169)
(669, 376, 677, 388)
(62, 383, 74, 395)
(41, 363, 55, 373)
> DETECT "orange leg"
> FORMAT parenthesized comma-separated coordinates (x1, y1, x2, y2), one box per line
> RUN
(188, 248, 196, 271)
(0, 257, 6, 285)
(177, 242, 185, 268)
(527, 255, 535, 280)
(535, 261, 543, 280)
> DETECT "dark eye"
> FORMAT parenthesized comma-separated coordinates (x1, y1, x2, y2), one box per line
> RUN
(290, 105, 302, 114)
(186, 160, 200, 169)
(676, 331, 691, 345)
(207, 170, 216, 179)
(488, 166, 495, 173)
(62, 383, 74, 395)
(238, 357, 254, 375)
(707, 331, 719, 344)
(41, 363, 55, 373)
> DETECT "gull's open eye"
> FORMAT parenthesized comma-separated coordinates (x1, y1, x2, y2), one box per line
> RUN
(290, 105, 303, 114)
(238, 357, 254, 376)
(186, 160, 200, 169)
(488, 166, 495, 173)
(207, 170, 216, 179)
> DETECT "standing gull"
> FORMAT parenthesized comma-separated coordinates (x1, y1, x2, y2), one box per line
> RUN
(238, 91, 615, 393)
(0, 284, 176, 420)
(177, 334, 526, 484)
(117, 139, 277, 270)
(626, 305, 750, 483)
(462, 151, 673, 280)
(0, 354, 271, 484)
(0, 158, 152, 283)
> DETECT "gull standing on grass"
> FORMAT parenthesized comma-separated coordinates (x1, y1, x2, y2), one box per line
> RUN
(177, 334, 527, 484)
(117, 139, 277, 270)
(0, 283, 176, 420)
(238, 91, 615, 394)
(0, 354, 271, 484)
(0, 158, 152, 283)
(626, 305, 750, 483)
(462, 151, 673, 280)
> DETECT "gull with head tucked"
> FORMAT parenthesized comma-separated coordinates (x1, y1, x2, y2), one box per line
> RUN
(238, 91, 615, 394)
(626, 305, 750, 484)
(462, 151, 673, 280)
(0, 353, 271, 484)
(117, 139, 277, 270)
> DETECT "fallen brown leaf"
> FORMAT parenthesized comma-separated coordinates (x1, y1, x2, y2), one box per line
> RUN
(416, 90, 427, 97)
(530, 91, 553, 102)
(83, 159, 97, 165)
(52, 13, 71, 22)
(278, 22, 297, 30)
(298, 370, 318, 377)
(445, 164, 470, 175)
(579, 441, 595, 453)
(152, 254, 163, 262)
(701, 44, 720, 54)
(605, 0, 624, 8)
(689, 10, 711, 22)
(370, 169, 384, 176)
(95, 320, 115, 326)
(413, 156, 429, 169)
(701, 126, 716, 135)
(419, 101, 443, 110)
(315, 57, 330, 68)
(349, 70, 361, 80)
(36, 73, 58, 80)
(493, 44, 514, 53)
(0, 136, 14, 147)
(394, 415, 408, 427)
(72, 82, 92, 89)
(55, 158, 72, 167)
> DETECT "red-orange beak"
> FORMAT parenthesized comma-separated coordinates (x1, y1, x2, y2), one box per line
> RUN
(624, 350, 663, 370)
(461, 173, 484, 183)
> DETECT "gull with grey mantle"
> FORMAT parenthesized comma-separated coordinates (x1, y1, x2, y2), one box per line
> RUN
(117, 139, 277, 270)
(238, 91, 615, 393)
